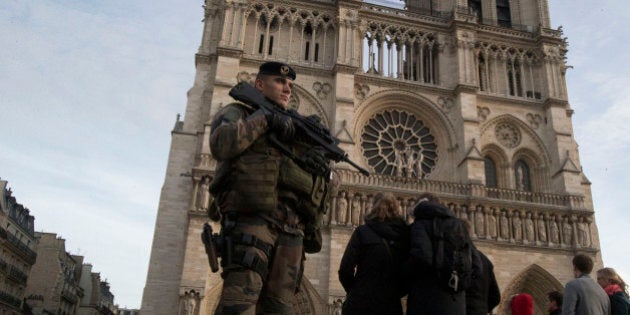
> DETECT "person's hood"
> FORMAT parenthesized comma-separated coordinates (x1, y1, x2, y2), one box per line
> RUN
(365, 218, 408, 241)
(413, 201, 455, 220)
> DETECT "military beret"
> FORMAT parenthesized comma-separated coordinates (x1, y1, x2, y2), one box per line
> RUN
(258, 61, 296, 80)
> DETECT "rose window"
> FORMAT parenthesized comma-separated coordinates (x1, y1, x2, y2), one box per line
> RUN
(361, 109, 437, 178)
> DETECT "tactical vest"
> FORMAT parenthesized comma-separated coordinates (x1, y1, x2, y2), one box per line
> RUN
(210, 106, 330, 222)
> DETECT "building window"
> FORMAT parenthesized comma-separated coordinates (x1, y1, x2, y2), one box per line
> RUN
(268, 36, 274, 55)
(484, 157, 498, 188)
(514, 159, 531, 191)
(361, 109, 437, 178)
(314, 43, 319, 62)
(496, 0, 512, 27)
(258, 35, 264, 54)
(304, 41, 310, 60)
(478, 55, 487, 91)
(468, 0, 482, 21)
(507, 59, 523, 96)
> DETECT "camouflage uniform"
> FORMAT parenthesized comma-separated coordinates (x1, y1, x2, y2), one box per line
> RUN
(209, 99, 328, 315)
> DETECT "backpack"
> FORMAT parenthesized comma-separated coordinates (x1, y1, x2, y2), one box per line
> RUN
(431, 216, 473, 293)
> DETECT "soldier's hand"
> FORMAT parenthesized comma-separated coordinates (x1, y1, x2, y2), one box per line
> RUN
(262, 109, 295, 141)
(300, 147, 329, 176)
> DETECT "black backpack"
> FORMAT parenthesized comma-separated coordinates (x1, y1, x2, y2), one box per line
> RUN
(431, 216, 473, 293)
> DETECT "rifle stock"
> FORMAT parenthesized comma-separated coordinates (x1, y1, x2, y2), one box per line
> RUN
(229, 82, 370, 176)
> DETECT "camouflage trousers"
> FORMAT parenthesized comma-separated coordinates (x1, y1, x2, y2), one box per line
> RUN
(215, 215, 304, 315)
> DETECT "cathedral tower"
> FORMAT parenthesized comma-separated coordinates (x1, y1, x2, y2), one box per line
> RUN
(141, 0, 601, 314)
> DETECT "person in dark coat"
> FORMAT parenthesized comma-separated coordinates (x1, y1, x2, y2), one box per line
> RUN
(547, 291, 563, 315)
(338, 192, 409, 315)
(597, 267, 630, 315)
(406, 193, 467, 315)
(466, 247, 501, 314)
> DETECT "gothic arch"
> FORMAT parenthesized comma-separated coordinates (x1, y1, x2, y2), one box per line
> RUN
(355, 89, 457, 149)
(291, 84, 330, 127)
(353, 89, 458, 178)
(499, 264, 563, 315)
(482, 143, 509, 188)
(481, 114, 551, 165)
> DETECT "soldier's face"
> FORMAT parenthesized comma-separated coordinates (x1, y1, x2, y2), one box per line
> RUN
(255, 75, 293, 109)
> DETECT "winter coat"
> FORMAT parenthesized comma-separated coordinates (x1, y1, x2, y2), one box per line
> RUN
(562, 274, 610, 315)
(406, 202, 466, 315)
(466, 249, 501, 315)
(603, 284, 630, 315)
(338, 218, 410, 315)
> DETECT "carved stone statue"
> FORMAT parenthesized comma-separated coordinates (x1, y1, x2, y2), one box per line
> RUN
(500, 212, 509, 239)
(351, 194, 361, 226)
(512, 213, 522, 241)
(487, 210, 497, 238)
(549, 216, 559, 243)
(394, 149, 404, 177)
(537, 214, 547, 242)
(577, 217, 588, 247)
(197, 176, 212, 210)
(416, 151, 424, 178)
(405, 149, 415, 178)
(562, 217, 573, 245)
(337, 192, 348, 225)
(475, 207, 484, 237)
(333, 299, 343, 315)
(525, 213, 535, 242)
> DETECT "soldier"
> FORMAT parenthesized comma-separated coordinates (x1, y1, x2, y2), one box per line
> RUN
(209, 61, 331, 314)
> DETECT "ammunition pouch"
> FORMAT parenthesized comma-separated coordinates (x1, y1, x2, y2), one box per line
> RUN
(230, 153, 281, 214)
(279, 157, 330, 225)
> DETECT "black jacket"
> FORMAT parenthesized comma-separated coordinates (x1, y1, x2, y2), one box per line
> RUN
(406, 201, 466, 315)
(466, 249, 501, 315)
(338, 218, 409, 315)
(610, 291, 630, 315)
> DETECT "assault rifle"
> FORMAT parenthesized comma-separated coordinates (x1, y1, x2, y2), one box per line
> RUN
(229, 82, 370, 177)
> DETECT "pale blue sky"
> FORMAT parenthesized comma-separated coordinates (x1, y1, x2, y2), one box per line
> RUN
(1, 0, 628, 309)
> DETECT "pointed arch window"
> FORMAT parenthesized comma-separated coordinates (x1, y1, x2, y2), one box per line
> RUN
(484, 157, 498, 188)
(514, 159, 531, 191)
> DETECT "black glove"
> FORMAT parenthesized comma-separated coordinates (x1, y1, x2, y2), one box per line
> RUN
(299, 147, 330, 176)
(259, 109, 295, 141)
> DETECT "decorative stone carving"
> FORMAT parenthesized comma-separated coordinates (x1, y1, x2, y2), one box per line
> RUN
(487, 209, 497, 239)
(197, 175, 213, 211)
(495, 123, 521, 148)
(537, 214, 547, 242)
(549, 216, 559, 243)
(500, 211, 509, 240)
(577, 217, 588, 247)
(313, 82, 332, 100)
(337, 191, 348, 226)
(354, 84, 370, 100)
(477, 106, 490, 121)
(525, 213, 535, 242)
(437, 96, 454, 113)
(512, 212, 522, 241)
(361, 109, 437, 177)
(236, 71, 255, 84)
(526, 113, 543, 129)
(562, 217, 573, 245)
(475, 206, 484, 237)
(351, 194, 361, 226)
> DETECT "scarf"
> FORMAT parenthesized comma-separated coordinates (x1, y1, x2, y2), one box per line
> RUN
(604, 284, 623, 296)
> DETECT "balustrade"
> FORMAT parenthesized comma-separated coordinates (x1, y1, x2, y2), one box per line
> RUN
(329, 170, 594, 251)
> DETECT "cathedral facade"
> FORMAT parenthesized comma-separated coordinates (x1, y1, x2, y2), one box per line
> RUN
(140, 0, 601, 314)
